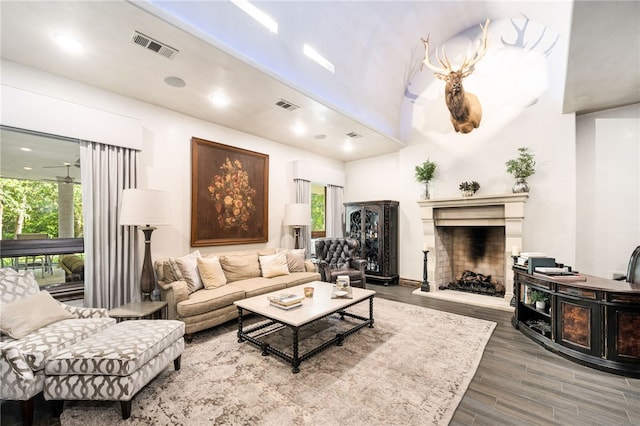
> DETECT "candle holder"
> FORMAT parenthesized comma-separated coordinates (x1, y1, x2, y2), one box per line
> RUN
(421, 250, 430, 292)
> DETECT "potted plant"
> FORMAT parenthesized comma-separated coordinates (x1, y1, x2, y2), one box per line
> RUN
(529, 290, 549, 311)
(459, 180, 480, 197)
(505, 147, 536, 193)
(415, 159, 437, 199)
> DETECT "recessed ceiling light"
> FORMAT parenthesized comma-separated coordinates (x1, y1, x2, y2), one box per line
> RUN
(343, 142, 353, 152)
(53, 33, 84, 53)
(291, 122, 306, 136)
(23, 166, 32, 171)
(314, 134, 326, 139)
(20, 147, 32, 152)
(230, 0, 278, 34)
(303, 44, 335, 74)
(209, 93, 230, 108)
(164, 76, 186, 88)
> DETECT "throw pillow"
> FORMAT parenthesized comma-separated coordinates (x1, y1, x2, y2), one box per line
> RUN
(163, 250, 200, 283)
(277, 248, 306, 272)
(259, 252, 290, 278)
(173, 251, 203, 293)
(197, 256, 227, 289)
(0, 291, 73, 339)
(0, 268, 40, 304)
(219, 253, 260, 282)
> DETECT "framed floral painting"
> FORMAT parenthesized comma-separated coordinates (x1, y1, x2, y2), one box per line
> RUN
(191, 137, 269, 246)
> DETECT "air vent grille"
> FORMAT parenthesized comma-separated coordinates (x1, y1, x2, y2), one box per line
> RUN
(346, 131, 363, 138)
(275, 99, 300, 111)
(131, 31, 178, 60)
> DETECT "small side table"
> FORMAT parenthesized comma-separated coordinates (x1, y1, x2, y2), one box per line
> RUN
(108, 301, 168, 322)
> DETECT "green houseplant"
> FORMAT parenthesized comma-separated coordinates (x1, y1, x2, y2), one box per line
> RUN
(506, 147, 536, 193)
(415, 159, 437, 199)
(529, 290, 549, 310)
(459, 180, 480, 197)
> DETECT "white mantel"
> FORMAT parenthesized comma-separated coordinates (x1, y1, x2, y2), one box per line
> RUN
(417, 193, 529, 306)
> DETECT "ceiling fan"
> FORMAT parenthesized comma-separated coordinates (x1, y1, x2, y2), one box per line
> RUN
(43, 161, 79, 184)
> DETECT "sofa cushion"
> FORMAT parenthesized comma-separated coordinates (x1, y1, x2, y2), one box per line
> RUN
(172, 251, 203, 293)
(0, 268, 40, 303)
(176, 286, 246, 318)
(197, 256, 227, 289)
(219, 252, 261, 282)
(0, 291, 74, 339)
(162, 250, 201, 284)
(259, 252, 290, 278)
(227, 277, 288, 298)
(277, 248, 306, 272)
(2, 317, 116, 372)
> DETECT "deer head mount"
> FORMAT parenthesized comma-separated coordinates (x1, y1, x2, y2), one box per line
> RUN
(422, 19, 490, 134)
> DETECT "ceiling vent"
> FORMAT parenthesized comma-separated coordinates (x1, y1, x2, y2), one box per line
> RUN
(131, 31, 178, 60)
(275, 99, 300, 111)
(346, 131, 363, 138)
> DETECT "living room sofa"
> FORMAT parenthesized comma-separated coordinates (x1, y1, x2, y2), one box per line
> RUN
(0, 268, 115, 426)
(154, 248, 320, 342)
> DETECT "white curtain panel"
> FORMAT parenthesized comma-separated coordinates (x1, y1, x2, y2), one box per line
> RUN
(80, 141, 139, 309)
(294, 179, 311, 256)
(326, 184, 344, 238)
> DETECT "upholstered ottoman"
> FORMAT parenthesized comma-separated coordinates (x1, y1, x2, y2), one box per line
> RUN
(43, 319, 185, 419)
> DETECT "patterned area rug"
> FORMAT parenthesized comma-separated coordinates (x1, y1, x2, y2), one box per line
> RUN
(60, 298, 495, 425)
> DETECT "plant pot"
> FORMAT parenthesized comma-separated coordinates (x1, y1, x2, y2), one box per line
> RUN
(461, 190, 475, 197)
(512, 178, 530, 193)
(535, 301, 546, 310)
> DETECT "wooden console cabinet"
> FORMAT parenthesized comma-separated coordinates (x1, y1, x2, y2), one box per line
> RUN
(512, 266, 640, 377)
(344, 200, 398, 285)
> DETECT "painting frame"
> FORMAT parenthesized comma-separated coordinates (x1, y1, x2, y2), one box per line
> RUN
(191, 137, 269, 246)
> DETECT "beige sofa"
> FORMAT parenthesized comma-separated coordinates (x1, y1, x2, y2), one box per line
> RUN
(155, 248, 320, 342)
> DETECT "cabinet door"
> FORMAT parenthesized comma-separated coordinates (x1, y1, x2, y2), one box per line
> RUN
(362, 207, 381, 273)
(555, 296, 601, 357)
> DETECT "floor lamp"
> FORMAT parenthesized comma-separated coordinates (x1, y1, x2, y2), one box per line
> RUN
(283, 203, 311, 249)
(120, 189, 170, 301)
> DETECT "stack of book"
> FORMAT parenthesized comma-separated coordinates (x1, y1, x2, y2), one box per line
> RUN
(268, 293, 304, 310)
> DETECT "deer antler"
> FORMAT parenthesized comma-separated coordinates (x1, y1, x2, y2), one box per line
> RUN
(459, 18, 490, 77)
(421, 35, 451, 78)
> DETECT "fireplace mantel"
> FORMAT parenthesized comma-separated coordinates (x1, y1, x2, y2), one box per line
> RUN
(417, 193, 529, 306)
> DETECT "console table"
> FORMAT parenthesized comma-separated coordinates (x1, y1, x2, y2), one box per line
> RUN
(512, 266, 640, 377)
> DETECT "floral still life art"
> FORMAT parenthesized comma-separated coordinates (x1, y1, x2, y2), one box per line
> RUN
(208, 158, 257, 231)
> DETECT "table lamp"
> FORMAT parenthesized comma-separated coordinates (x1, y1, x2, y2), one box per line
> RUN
(283, 203, 310, 249)
(120, 189, 170, 301)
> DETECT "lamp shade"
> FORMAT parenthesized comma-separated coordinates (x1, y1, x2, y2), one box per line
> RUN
(120, 189, 171, 226)
(283, 203, 311, 227)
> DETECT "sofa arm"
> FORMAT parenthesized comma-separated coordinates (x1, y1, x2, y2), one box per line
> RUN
(318, 260, 331, 282)
(62, 304, 110, 319)
(158, 280, 189, 320)
(304, 260, 316, 272)
(0, 345, 39, 400)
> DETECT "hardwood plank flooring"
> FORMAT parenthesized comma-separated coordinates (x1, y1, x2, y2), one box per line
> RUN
(2, 284, 638, 425)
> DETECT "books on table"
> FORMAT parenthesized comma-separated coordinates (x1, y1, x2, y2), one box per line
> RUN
(268, 293, 304, 309)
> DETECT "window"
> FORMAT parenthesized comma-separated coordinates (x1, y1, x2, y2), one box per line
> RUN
(311, 183, 326, 238)
(0, 126, 84, 299)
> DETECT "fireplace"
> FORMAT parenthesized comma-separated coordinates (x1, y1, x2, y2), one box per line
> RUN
(417, 194, 528, 306)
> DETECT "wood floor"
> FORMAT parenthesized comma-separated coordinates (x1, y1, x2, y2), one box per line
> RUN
(2, 284, 639, 425)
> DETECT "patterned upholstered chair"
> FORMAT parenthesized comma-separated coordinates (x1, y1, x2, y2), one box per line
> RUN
(314, 238, 367, 288)
(0, 268, 115, 426)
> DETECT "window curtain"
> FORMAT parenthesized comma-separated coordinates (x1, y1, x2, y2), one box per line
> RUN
(294, 179, 311, 256)
(80, 141, 138, 309)
(326, 184, 344, 238)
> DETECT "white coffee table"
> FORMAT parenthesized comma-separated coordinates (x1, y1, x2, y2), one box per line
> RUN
(234, 281, 375, 373)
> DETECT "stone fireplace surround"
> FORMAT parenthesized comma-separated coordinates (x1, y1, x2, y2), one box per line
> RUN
(415, 194, 528, 310)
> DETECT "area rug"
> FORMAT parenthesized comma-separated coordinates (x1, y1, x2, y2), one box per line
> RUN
(59, 298, 496, 425)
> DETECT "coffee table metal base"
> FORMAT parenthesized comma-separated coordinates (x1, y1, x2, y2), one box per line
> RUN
(236, 296, 374, 373)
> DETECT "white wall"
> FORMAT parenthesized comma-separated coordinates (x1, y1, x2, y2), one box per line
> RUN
(576, 103, 640, 278)
(1, 60, 343, 260)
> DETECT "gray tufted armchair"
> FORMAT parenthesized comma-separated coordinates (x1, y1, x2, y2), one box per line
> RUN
(314, 238, 367, 288)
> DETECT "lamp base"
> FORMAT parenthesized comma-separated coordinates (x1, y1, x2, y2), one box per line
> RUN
(140, 227, 157, 301)
(293, 226, 301, 250)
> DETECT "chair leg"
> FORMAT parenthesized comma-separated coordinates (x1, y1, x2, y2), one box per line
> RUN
(20, 397, 35, 426)
(174, 355, 182, 371)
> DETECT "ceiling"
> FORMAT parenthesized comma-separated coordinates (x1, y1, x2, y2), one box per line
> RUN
(0, 1, 638, 183)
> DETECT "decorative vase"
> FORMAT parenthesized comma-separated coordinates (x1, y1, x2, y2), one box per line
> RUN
(422, 182, 431, 200)
(535, 301, 546, 311)
(461, 190, 475, 197)
(512, 178, 530, 193)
